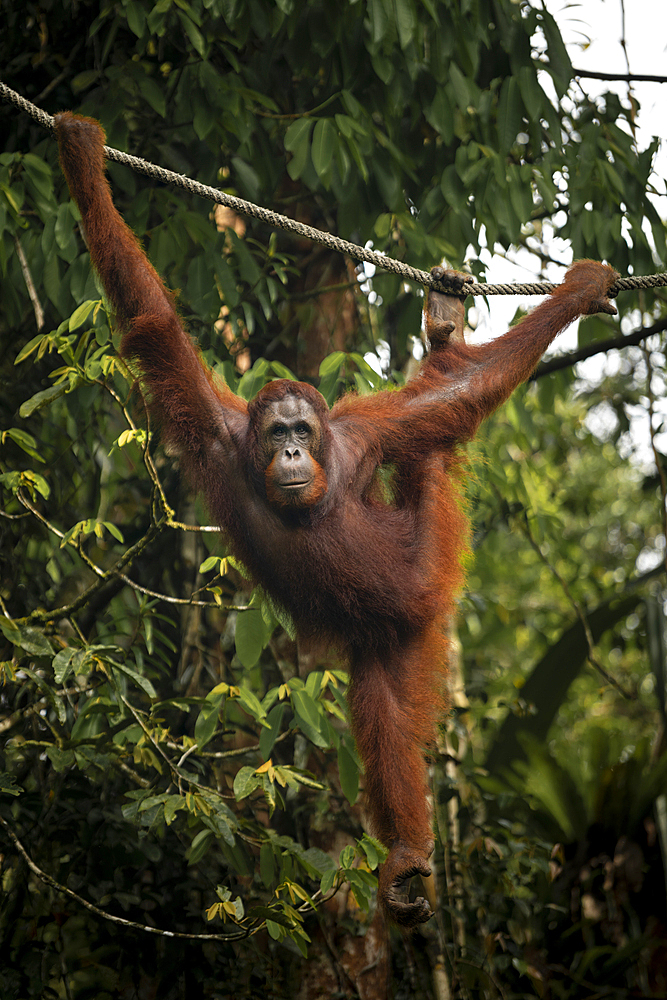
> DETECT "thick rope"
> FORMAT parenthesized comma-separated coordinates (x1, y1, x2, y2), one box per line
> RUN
(3, 80, 667, 298)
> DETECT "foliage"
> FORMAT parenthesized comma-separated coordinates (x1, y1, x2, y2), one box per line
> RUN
(1, 0, 667, 997)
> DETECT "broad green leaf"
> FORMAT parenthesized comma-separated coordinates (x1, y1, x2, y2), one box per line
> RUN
(517, 65, 545, 122)
(194, 685, 227, 748)
(291, 688, 328, 748)
(53, 647, 77, 684)
(233, 765, 261, 800)
(19, 383, 69, 418)
(3, 428, 44, 462)
(188, 829, 214, 865)
(236, 684, 268, 723)
(367, 0, 389, 44)
(337, 742, 359, 805)
(125, 1, 147, 36)
(539, 9, 573, 96)
(138, 75, 167, 118)
(178, 10, 205, 56)
(14, 333, 46, 365)
(260, 842, 276, 887)
(259, 703, 286, 760)
(284, 117, 314, 153)
(45, 747, 76, 773)
(111, 662, 157, 698)
(285, 119, 313, 180)
(213, 255, 240, 308)
(497, 77, 522, 154)
(103, 521, 124, 543)
(237, 358, 270, 400)
(318, 351, 346, 376)
(69, 299, 98, 331)
(0, 621, 53, 657)
(311, 119, 336, 182)
(449, 63, 470, 111)
(425, 88, 454, 144)
(392, 0, 416, 49)
(235, 607, 273, 669)
(71, 69, 101, 93)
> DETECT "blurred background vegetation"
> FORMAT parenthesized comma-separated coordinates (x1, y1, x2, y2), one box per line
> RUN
(1, 0, 667, 996)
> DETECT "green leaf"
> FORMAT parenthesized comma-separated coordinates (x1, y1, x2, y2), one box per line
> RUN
(320, 869, 336, 894)
(260, 842, 276, 887)
(237, 358, 271, 401)
(291, 688, 328, 748)
(194, 684, 227, 748)
(103, 521, 124, 543)
(231, 156, 261, 201)
(45, 747, 76, 773)
(19, 383, 69, 418)
(392, 0, 416, 49)
(71, 69, 101, 94)
(178, 10, 206, 56)
(3, 428, 44, 462)
(235, 608, 273, 669)
(259, 703, 286, 760)
(425, 88, 454, 144)
(284, 117, 314, 153)
(14, 333, 47, 365)
(518, 735, 587, 841)
(54, 202, 74, 252)
(334, 114, 355, 139)
(497, 77, 522, 154)
(539, 9, 572, 96)
(0, 470, 50, 499)
(0, 621, 53, 657)
(340, 90, 364, 120)
(269, 361, 296, 381)
(125, 1, 147, 36)
(229, 230, 261, 286)
(199, 555, 222, 573)
(236, 685, 268, 724)
(213, 255, 240, 308)
(111, 662, 157, 698)
(69, 300, 98, 331)
(337, 741, 360, 805)
(311, 119, 336, 183)
(138, 75, 167, 118)
(318, 351, 346, 377)
(449, 63, 470, 111)
(188, 829, 214, 865)
(300, 846, 336, 878)
(360, 834, 385, 870)
(440, 163, 466, 211)
(53, 647, 77, 684)
(266, 919, 283, 941)
(517, 65, 545, 122)
(367, 0, 389, 44)
(164, 795, 185, 825)
(339, 844, 355, 870)
(22, 152, 52, 183)
(233, 765, 261, 800)
(285, 119, 313, 181)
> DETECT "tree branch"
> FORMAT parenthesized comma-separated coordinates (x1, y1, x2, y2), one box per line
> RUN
(533, 317, 667, 380)
(573, 67, 667, 85)
(0, 813, 246, 942)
